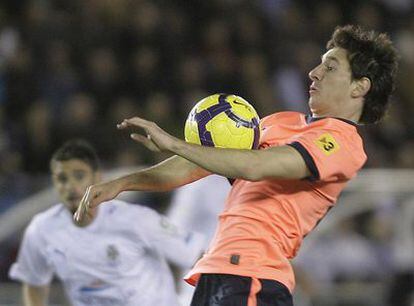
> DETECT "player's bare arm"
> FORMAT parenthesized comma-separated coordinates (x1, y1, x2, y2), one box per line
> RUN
(119, 117, 311, 181)
(23, 284, 49, 306)
(74, 154, 209, 222)
(175, 142, 311, 181)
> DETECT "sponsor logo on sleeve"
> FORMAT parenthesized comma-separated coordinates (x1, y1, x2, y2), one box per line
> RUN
(315, 133, 339, 156)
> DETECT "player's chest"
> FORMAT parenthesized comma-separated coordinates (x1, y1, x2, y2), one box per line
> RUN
(259, 123, 308, 148)
(43, 228, 147, 277)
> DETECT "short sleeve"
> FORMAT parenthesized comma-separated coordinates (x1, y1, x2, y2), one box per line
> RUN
(9, 221, 54, 286)
(138, 208, 206, 268)
(288, 126, 365, 181)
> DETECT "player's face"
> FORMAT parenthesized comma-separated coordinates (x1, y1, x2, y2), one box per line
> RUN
(308, 47, 354, 117)
(51, 159, 100, 214)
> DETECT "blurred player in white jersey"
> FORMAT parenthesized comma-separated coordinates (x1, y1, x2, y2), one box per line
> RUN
(9, 139, 204, 306)
(167, 175, 231, 305)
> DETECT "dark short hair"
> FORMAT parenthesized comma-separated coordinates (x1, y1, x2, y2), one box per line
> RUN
(327, 25, 399, 124)
(51, 139, 100, 171)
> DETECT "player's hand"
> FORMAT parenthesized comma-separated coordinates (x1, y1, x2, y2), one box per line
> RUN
(117, 117, 178, 152)
(73, 181, 120, 224)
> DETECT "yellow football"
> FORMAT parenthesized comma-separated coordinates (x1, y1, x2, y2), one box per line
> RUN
(184, 94, 260, 149)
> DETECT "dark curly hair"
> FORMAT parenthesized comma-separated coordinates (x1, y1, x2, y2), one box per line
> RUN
(327, 25, 399, 124)
(51, 139, 100, 171)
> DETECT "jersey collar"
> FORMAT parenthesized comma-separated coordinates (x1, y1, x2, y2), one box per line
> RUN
(306, 115, 358, 127)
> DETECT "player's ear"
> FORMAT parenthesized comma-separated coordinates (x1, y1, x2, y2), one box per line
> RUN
(351, 77, 371, 98)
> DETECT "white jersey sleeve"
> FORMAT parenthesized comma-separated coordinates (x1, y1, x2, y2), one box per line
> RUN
(9, 218, 54, 286)
(138, 207, 205, 268)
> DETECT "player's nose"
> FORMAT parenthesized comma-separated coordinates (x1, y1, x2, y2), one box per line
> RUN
(308, 64, 323, 81)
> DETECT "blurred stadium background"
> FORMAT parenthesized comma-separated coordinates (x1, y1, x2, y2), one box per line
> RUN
(1, 0, 414, 305)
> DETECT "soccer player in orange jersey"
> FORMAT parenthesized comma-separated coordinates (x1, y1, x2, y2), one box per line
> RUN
(75, 25, 399, 306)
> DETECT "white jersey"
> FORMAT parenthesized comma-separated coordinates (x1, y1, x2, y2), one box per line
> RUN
(167, 175, 231, 305)
(167, 175, 231, 243)
(9, 200, 205, 306)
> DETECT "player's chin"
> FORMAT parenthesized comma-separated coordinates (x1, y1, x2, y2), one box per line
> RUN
(308, 98, 322, 113)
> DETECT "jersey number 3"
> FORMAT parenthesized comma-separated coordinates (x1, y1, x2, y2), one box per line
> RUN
(315, 133, 340, 156)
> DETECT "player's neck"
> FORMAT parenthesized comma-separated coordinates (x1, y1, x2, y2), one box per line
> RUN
(312, 99, 363, 124)
(312, 108, 361, 124)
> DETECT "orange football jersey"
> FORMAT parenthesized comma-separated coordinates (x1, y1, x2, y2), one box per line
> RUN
(186, 111, 367, 292)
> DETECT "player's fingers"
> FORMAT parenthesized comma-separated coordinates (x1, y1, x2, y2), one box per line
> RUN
(125, 117, 146, 124)
(74, 187, 91, 222)
(117, 119, 137, 129)
(117, 121, 128, 129)
(80, 186, 91, 204)
(74, 205, 84, 223)
(121, 117, 147, 128)
(131, 133, 160, 151)
(130, 133, 146, 143)
(74, 204, 92, 225)
(73, 209, 79, 221)
(117, 117, 149, 130)
(74, 201, 86, 222)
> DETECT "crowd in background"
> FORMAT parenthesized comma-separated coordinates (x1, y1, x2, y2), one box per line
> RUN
(1, 0, 414, 194)
(1, 0, 414, 305)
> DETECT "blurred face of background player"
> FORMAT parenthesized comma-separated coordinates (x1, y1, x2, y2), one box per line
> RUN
(51, 159, 100, 215)
(308, 47, 364, 119)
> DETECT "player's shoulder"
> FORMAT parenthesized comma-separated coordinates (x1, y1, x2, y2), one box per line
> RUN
(307, 116, 358, 132)
(307, 117, 363, 146)
(26, 204, 67, 235)
(261, 111, 305, 126)
(103, 199, 160, 219)
(303, 118, 366, 163)
(104, 200, 167, 234)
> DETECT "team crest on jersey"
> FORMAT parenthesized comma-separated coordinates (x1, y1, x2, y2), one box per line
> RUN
(106, 244, 119, 264)
(315, 133, 339, 156)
